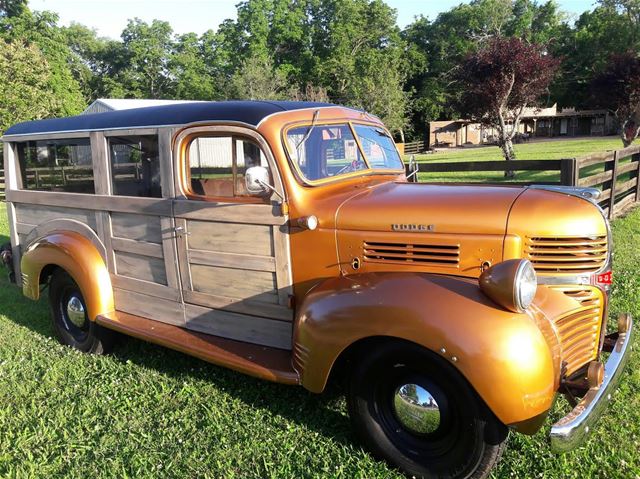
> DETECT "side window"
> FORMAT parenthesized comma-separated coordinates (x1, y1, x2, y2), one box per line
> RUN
(16, 138, 94, 193)
(109, 136, 161, 198)
(187, 135, 269, 199)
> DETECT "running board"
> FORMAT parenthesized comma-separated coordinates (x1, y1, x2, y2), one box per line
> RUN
(96, 311, 299, 385)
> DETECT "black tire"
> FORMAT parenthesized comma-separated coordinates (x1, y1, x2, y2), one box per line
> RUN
(347, 341, 508, 479)
(49, 268, 115, 354)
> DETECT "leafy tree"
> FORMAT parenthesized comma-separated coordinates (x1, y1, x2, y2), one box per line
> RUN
(591, 52, 640, 146)
(171, 33, 219, 100)
(0, 39, 59, 132)
(229, 54, 297, 100)
(454, 37, 560, 173)
(1, 9, 86, 115)
(0, 0, 27, 18)
(120, 18, 175, 98)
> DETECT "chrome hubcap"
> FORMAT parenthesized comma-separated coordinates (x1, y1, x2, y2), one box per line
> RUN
(66, 295, 86, 328)
(393, 384, 440, 435)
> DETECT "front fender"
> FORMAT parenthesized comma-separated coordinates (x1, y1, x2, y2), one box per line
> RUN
(295, 272, 568, 426)
(21, 231, 114, 321)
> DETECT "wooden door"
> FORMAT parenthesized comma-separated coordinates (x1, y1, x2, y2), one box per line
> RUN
(173, 126, 294, 350)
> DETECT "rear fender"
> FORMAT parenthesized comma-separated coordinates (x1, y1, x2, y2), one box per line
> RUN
(295, 272, 569, 426)
(21, 230, 114, 321)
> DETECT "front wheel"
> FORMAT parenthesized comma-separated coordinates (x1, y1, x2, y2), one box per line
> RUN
(347, 341, 508, 479)
(49, 268, 115, 354)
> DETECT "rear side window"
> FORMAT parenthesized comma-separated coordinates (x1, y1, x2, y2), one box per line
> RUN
(16, 138, 94, 193)
(109, 136, 161, 198)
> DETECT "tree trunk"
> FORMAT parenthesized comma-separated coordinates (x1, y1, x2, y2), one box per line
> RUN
(621, 117, 640, 148)
(499, 137, 516, 178)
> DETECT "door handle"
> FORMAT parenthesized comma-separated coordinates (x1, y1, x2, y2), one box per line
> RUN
(174, 226, 190, 237)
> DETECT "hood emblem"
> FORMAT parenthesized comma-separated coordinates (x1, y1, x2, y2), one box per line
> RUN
(391, 224, 435, 232)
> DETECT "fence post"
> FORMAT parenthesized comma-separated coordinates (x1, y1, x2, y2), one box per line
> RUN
(560, 158, 578, 186)
(634, 152, 640, 203)
(608, 151, 619, 219)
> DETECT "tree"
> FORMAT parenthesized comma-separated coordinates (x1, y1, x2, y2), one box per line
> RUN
(1, 9, 86, 115)
(453, 37, 560, 174)
(120, 18, 175, 98)
(229, 54, 297, 100)
(591, 52, 640, 146)
(0, 0, 26, 18)
(0, 39, 59, 132)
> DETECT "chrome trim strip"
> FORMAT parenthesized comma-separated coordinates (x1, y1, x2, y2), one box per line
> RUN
(550, 314, 633, 452)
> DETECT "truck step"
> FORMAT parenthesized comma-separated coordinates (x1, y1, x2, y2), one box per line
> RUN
(96, 310, 299, 385)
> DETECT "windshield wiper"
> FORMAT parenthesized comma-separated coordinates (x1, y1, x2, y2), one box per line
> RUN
(295, 109, 320, 155)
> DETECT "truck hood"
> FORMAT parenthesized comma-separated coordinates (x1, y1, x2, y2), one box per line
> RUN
(335, 182, 524, 235)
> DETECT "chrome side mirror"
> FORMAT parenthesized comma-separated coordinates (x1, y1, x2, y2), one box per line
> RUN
(245, 166, 273, 196)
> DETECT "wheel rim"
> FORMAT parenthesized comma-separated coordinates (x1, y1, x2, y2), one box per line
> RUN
(374, 367, 478, 470)
(393, 383, 441, 435)
(59, 290, 89, 342)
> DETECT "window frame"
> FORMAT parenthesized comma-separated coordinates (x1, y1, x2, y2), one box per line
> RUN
(107, 133, 163, 199)
(14, 133, 96, 194)
(175, 125, 285, 204)
(281, 119, 405, 187)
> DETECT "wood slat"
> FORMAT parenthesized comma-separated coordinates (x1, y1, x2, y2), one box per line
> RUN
(616, 160, 639, 176)
(187, 220, 273, 256)
(188, 249, 276, 272)
(113, 288, 184, 326)
(184, 303, 292, 350)
(115, 251, 167, 285)
(111, 212, 162, 243)
(173, 199, 285, 225)
(183, 290, 292, 322)
(111, 274, 181, 301)
(616, 177, 638, 196)
(190, 264, 278, 304)
(7, 189, 172, 216)
(579, 170, 613, 188)
(14, 203, 97, 229)
(111, 237, 164, 258)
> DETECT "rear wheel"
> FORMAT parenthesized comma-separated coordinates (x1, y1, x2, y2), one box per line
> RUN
(49, 268, 115, 354)
(347, 341, 508, 479)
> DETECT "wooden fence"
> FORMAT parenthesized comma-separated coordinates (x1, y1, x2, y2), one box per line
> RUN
(406, 145, 640, 219)
(403, 140, 428, 155)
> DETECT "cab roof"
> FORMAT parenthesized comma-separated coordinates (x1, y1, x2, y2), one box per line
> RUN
(4, 100, 337, 137)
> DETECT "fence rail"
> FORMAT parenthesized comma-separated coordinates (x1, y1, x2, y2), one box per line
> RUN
(406, 145, 640, 219)
(403, 140, 428, 155)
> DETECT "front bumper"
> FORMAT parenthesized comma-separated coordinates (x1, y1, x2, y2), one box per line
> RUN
(550, 313, 633, 452)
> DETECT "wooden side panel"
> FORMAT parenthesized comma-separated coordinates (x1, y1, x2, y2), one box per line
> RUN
(114, 288, 184, 326)
(111, 212, 162, 243)
(115, 251, 167, 285)
(14, 204, 97, 230)
(187, 220, 273, 256)
(185, 303, 292, 350)
(190, 264, 278, 304)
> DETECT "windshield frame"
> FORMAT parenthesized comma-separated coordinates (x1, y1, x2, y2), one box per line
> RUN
(281, 119, 405, 186)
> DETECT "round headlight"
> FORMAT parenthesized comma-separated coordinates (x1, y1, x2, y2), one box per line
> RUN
(514, 259, 537, 311)
(479, 259, 537, 313)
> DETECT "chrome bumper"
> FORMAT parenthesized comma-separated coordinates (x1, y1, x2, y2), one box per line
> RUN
(550, 313, 633, 452)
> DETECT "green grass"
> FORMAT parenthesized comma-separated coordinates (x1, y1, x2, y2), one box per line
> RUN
(1, 200, 639, 478)
(409, 137, 633, 184)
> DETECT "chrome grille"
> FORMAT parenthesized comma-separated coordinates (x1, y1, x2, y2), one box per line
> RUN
(548, 285, 603, 376)
(526, 236, 608, 274)
(363, 241, 460, 267)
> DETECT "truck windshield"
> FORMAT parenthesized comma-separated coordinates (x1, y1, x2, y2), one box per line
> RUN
(286, 123, 403, 182)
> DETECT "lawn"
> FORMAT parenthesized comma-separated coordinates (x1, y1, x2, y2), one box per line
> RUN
(409, 136, 632, 184)
(0, 199, 639, 478)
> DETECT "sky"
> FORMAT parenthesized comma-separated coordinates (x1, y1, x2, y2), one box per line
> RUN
(28, 0, 597, 40)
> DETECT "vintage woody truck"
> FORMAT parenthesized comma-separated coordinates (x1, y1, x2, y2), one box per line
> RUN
(1, 101, 633, 479)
